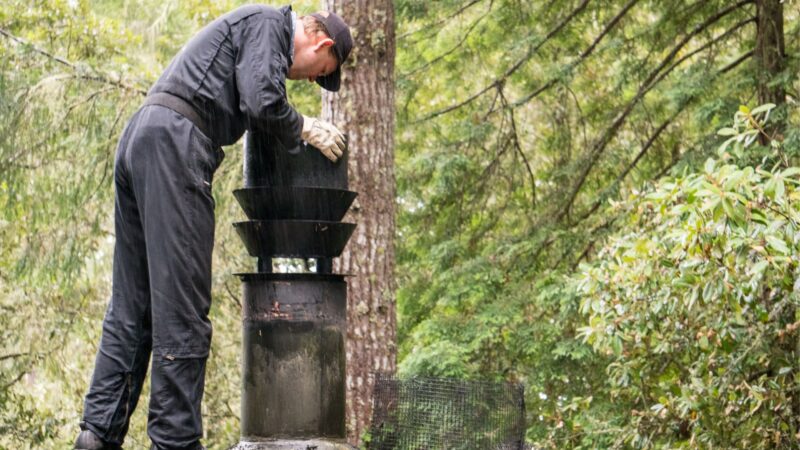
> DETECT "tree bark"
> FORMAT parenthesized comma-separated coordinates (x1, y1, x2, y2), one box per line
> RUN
(755, 0, 794, 437)
(754, 0, 785, 139)
(320, 0, 397, 444)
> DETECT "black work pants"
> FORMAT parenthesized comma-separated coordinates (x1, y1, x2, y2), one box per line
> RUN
(80, 105, 224, 449)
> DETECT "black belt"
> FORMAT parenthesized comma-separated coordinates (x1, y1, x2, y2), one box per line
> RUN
(143, 92, 212, 142)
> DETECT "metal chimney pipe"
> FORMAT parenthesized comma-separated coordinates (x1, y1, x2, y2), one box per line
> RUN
(240, 273, 346, 439)
(233, 133, 355, 450)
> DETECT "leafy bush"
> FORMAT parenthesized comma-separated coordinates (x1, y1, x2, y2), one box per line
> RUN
(576, 105, 800, 448)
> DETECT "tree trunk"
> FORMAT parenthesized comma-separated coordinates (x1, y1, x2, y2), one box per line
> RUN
(755, 0, 795, 437)
(754, 0, 785, 139)
(320, 0, 397, 444)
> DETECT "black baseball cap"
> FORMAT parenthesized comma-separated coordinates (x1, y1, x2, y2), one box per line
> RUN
(310, 11, 353, 92)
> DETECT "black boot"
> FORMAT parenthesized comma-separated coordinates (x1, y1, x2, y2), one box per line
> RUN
(74, 429, 122, 450)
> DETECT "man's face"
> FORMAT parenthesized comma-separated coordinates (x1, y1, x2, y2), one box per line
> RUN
(288, 36, 338, 83)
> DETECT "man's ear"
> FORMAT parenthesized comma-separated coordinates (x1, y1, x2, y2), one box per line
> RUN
(314, 37, 335, 52)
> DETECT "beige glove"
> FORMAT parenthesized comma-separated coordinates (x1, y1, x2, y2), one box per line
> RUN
(301, 115, 346, 162)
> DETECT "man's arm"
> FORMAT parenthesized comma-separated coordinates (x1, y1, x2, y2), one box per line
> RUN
(234, 13, 303, 149)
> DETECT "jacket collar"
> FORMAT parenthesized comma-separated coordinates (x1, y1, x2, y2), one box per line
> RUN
(278, 5, 294, 67)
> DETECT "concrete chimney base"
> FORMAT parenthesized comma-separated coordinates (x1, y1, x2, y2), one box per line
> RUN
(234, 439, 354, 450)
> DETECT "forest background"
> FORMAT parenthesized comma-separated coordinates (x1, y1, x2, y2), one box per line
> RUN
(1, 0, 799, 448)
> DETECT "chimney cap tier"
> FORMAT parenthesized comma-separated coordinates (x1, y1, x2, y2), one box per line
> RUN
(234, 220, 356, 258)
(234, 272, 347, 282)
(244, 133, 349, 190)
(234, 187, 357, 221)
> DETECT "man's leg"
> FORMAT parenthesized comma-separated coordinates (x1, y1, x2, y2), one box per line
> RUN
(80, 113, 154, 447)
(126, 105, 221, 450)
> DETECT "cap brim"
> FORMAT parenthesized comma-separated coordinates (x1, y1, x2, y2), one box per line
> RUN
(316, 65, 341, 92)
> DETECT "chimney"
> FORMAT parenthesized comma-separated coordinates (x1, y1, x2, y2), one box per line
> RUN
(232, 132, 356, 450)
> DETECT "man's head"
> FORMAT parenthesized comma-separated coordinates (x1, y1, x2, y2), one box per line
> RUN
(288, 11, 353, 92)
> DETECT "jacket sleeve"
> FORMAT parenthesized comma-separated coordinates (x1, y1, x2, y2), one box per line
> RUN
(234, 13, 304, 149)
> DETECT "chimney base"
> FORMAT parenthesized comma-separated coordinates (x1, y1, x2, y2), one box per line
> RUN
(234, 439, 354, 450)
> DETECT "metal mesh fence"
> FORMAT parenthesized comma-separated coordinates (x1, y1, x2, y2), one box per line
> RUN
(368, 374, 527, 450)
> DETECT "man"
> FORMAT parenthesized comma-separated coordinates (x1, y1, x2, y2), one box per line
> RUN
(74, 5, 352, 450)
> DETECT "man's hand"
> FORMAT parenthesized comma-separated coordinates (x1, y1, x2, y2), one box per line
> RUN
(301, 115, 346, 162)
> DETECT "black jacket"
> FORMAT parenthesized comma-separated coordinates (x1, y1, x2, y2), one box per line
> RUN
(150, 4, 303, 147)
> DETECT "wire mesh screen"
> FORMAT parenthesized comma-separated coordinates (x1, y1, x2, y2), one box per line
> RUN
(368, 374, 527, 450)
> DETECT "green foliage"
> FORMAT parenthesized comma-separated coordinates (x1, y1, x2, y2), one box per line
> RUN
(0, 1, 324, 448)
(576, 108, 800, 447)
(0, 2, 142, 446)
(2, 0, 800, 448)
(395, 0, 799, 448)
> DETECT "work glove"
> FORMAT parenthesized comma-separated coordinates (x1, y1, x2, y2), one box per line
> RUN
(301, 115, 346, 162)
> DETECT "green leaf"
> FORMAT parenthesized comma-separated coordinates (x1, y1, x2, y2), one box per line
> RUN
(751, 208, 769, 226)
(749, 260, 769, 276)
(611, 336, 623, 356)
(775, 177, 785, 202)
(718, 136, 737, 154)
(782, 167, 800, 178)
(766, 236, 790, 255)
(651, 403, 666, 413)
(750, 103, 776, 115)
(704, 158, 716, 174)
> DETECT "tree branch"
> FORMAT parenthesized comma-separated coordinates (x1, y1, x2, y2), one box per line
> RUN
(577, 106, 686, 222)
(720, 49, 754, 73)
(569, 44, 756, 229)
(0, 27, 147, 96)
(513, 0, 640, 107)
(400, 0, 494, 78)
(224, 280, 242, 309)
(1, 371, 26, 391)
(398, 0, 487, 41)
(557, 0, 755, 222)
(566, 216, 618, 271)
(499, 87, 537, 208)
(649, 17, 756, 89)
(0, 352, 28, 362)
(415, 0, 593, 122)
